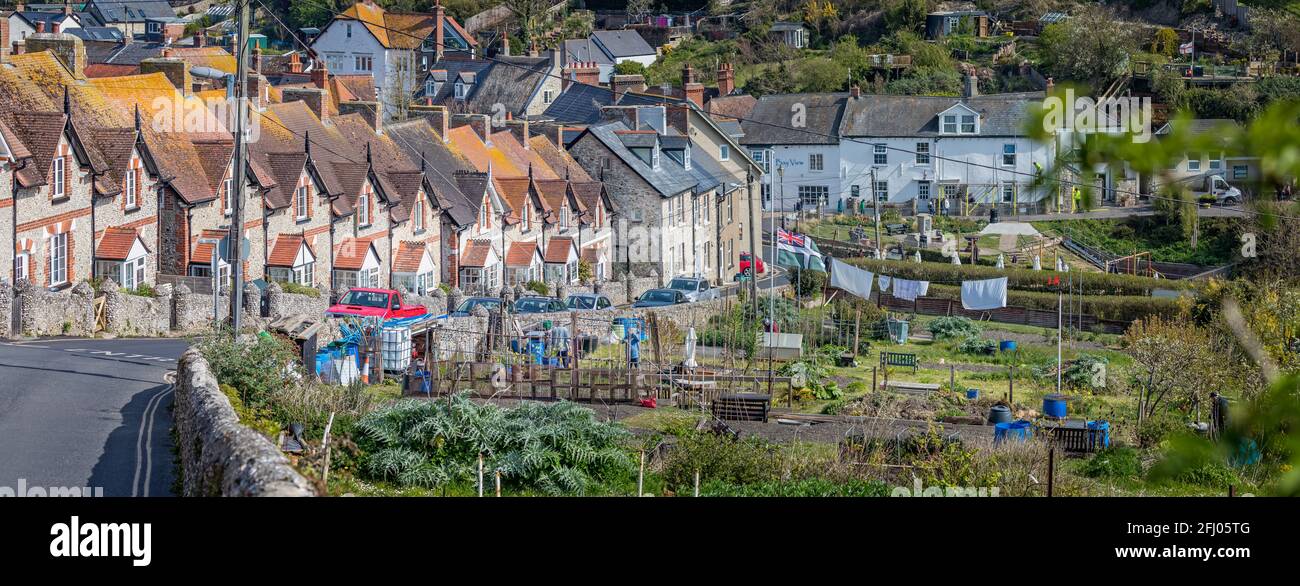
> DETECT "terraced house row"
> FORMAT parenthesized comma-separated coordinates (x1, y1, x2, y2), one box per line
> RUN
(1, 29, 762, 298)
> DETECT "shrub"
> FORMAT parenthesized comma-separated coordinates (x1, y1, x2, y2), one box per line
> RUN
(282, 282, 320, 298)
(196, 332, 298, 407)
(355, 394, 635, 495)
(790, 267, 828, 298)
(661, 432, 778, 491)
(124, 283, 157, 298)
(525, 280, 549, 296)
(1063, 353, 1109, 391)
(1079, 446, 1142, 479)
(957, 336, 997, 355)
(928, 316, 982, 341)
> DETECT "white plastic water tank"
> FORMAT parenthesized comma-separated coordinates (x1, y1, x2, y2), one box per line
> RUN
(381, 326, 412, 372)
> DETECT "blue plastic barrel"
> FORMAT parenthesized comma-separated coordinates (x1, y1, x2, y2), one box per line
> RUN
(966, 388, 979, 400)
(1043, 394, 1068, 419)
(1000, 340, 1017, 352)
(314, 350, 331, 375)
(1087, 420, 1110, 450)
(994, 420, 1032, 444)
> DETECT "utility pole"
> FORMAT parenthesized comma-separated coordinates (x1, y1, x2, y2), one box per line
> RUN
(227, 0, 251, 333)
(871, 167, 880, 259)
(746, 171, 759, 314)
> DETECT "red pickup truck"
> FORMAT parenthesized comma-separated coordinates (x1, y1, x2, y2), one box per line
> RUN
(326, 288, 429, 321)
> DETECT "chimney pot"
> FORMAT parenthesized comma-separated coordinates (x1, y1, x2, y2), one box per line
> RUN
(36, 21, 45, 34)
(850, 85, 861, 99)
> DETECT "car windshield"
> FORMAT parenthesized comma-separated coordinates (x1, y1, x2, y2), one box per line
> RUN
(338, 290, 389, 308)
(643, 290, 676, 303)
(567, 296, 596, 309)
(455, 299, 499, 313)
(516, 298, 553, 312)
(668, 278, 699, 291)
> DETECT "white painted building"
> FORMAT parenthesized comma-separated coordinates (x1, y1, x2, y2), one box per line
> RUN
(837, 86, 1055, 214)
(740, 93, 847, 212)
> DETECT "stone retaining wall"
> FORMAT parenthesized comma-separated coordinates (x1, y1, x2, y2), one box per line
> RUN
(173, 349, 314, 497)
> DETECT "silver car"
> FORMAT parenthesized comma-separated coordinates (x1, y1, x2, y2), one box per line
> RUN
(667, 276, 719, 302)
(565, 293, 615, 311)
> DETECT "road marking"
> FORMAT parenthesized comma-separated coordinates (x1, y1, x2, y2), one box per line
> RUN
(133, 380, 174, 498)
(62, 348, 177, 363)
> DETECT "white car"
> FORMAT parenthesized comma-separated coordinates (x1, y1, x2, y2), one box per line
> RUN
(667, 276, 718, 303)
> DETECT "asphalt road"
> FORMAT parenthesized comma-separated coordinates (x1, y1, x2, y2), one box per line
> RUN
(0, 338, 188, 497)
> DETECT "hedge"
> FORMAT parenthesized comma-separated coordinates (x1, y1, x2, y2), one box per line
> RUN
(847, 258, 1197, 297)
(921, 283, 1183, 322)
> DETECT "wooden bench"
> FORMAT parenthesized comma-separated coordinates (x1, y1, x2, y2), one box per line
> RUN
(880, 351, 919, 374)
(711, 393, 771, 423)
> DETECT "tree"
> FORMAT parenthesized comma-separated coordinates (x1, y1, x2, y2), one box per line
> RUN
(796, 57, 849, 92)
(289, 0, 348, 30)
(1037, 6, 1137, 87)
(1123, 316, 1237, 423)
(614, 60, 647, 76)
(1246, 9, 1300, 62)
(559, 10, 595, 41)
(502, 0, 554, 54)
(883, 0, 927, 35)
(1152, 27, 1179, 58)
(627, 0, 653, 23)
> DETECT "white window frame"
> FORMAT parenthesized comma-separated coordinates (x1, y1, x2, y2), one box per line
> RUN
(915, 142, 930, 164)
(357, 192, 370, 227)
(809, 153, 824, 171)
(354, 54, 373, 72)
(942, 115, 958, 134)
(53, 156, 66, 198)
(961, 115, 976, 133)
(873, 143, 887, 165)
(413, 198, 424, 231)
(293, 261, 314, 286)
(223, 177, 233, 215)
(1002, 143, 1017, 167)
(125, 168, 137, 208)
(873, 180, 888, 202)
(454, 82, 467, 100)
(1002, 183, 1015, 203)
(720, 144, 730, 161)
(50, 232, 68, 286)
(14, 252, 29, 282)
(1187, 155, 1202, 172)
(295, 185, 309, 220)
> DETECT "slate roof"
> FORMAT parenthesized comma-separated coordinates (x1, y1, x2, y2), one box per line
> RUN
(384, 117, 478, 228)
(583, 120, 696, 197)
(740, 93, 845, 146)
(838, 92, 1044, 137)
(563, 38, 614, 65)
(706, 94, 756, 121)
(590, 30, 655, 58)
(423, 55, 553, 117)
(86, 0, 175, 23)
(543, 83, 678, 125)
(67, 26, 124, 42)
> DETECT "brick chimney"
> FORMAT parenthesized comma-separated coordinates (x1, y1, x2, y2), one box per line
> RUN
(717, 62, 734, 96)
(282, 87, 328, 122)
(498, 29, 509, 56)
(36, 21, 45, 34)
(246, 74, 268, 110)
(682, 63, 704, 108)
(611, 74, 645, 104)
(288, 52, 303, 74)
(339, 101, 382, 132)
(26, 32, 86, 79)
(195, 29, 206, 48)
(451, 113, 491, 144)
(667, 104, 690, 135)
(850, 84, 860, 99)
(434, 0, 445, 62)
(163, 22, 184, 45)
(563, 60, 600, 90)
(252, 46, 262, 73)
(0, 18, 8, 64)
(411, 104, 451, 142)
(311, 61, 328, 89)
(140, 57, 192, 95)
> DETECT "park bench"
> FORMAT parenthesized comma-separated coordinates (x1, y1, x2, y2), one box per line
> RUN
(885, 223, 907, 235)
(880, 351, 919, 374)
(711, 393, 771, 423)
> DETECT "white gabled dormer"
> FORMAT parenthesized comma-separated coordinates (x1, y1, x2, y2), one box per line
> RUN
(938, 103, 980, 135)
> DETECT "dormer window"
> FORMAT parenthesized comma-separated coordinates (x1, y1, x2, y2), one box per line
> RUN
(941, 108, 979, 135)
(942, 115, 958, 134)
(454, 82, 467, 100)
(962, 115, 976, 133)
(651, 146, 660, 170)
(425, 79, 436, 96)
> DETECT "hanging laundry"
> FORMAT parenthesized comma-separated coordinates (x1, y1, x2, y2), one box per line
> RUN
(829, 258, 874, 301)
(961, 277, 1008, 310)
(877, 275, 891, 292)
(892, 278, 930, 302)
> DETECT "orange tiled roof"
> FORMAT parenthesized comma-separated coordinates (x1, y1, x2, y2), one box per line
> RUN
(445, 125, 522, 177)
(333, 237, 377, 271)
(191, 229, 227, 265)
(505, 241, 539, 267)
(461, 239, 494, 268)
(96, 227, 144, 261)
(268, 235, 312, 268)
(392, 241, 428, 273)
(544, 237, 575, 264)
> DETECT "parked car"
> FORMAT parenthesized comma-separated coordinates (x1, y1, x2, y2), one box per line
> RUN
(632, 288, 688, 307)
(565, 293, 614, 310)
(448, 296, 505, 317)
(326, 288, 429, 321)
(667, 276, 718, 302)
(738, 252, 765, 276)
(514, 295, 567, 314)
